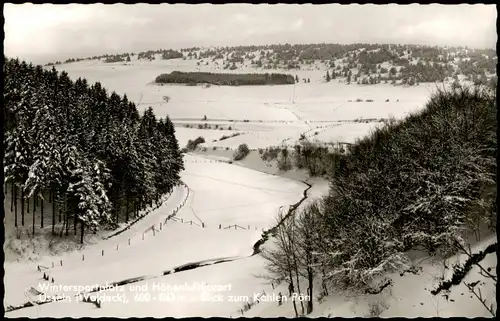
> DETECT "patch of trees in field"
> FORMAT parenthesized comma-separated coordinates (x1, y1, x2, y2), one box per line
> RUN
(104, 54, 130, 63)
(4, 58, 184, 243)
(45, 53, 135, 66)
(261, 85, 497, 315)
(161, 50, 183, 60)
(155, 71, 295, 86)
(138, 50, 158, 60)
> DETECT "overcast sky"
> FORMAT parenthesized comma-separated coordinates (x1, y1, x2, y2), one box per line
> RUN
(4, 3, 497, 64)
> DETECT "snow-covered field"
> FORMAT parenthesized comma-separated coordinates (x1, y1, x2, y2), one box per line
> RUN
(51, 57, 434, 152)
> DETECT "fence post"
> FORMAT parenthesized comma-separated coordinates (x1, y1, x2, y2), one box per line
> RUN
(181, 218, 183, 223)
(202, 223, 205, 228)
(160, 222, 162, 230)
(52, 262, 54, 268)
(82, 255, 84, 261)
(102, 250, 104, 256)
(153, 227, 155, 236)
(60, 260, 63, 267)
(190, 220, 192, 225)
(128, 238, 131, 245)
(116, 244, 119, 250)
(219, 224, 221, 229)
(248, 225, 250, 230)
(142, 233, 144, 240)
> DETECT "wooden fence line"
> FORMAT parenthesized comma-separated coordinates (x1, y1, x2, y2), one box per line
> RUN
(38, 184, 261, 273)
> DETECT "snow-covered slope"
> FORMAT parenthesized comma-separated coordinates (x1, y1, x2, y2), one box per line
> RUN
(4, 154, 307, 316)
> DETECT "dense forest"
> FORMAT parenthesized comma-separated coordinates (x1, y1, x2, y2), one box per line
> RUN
(3, 58, 184, 243)
(261, 84, 497, 315)
(155, 71, 295, 86)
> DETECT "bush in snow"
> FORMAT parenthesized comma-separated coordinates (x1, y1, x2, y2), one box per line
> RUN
(276, 148, 292, 172)
(233, 143, 250, 161)
(186, 136, 205, 151)
(261, 147, 280, 162)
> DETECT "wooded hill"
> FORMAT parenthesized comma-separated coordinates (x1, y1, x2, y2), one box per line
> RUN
(3, 58, 184, 243)
(47, 43, 497, 86)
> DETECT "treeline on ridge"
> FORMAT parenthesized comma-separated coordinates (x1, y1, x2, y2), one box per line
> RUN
(154, 71, 295, 86)
(3, 58, 184, 243)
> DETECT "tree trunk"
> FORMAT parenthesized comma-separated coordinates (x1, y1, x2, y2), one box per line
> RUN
(58, 191, 62, 223)
(41, 197, 44, 228)
(65, 204, 69, 237)
(294, 262, 305, 315)
(321, 268, 329, 296)
(52, 189, 55, 235)
(61, 203, 66, 237)
(289, 233, 304, 315)
(74, 209, 78, 235)
(59, 204, 64, 236)
(126, 197, 129, 222)
(21, 188, 25, 226)
(65, 195, 69, 236)
(65, 213, 69, 236)
(14, 185, 18, 227)
(32, 195, 36, 236)
(11, 183, 14, 212)
(27, 192, 30, 212)
(80, 220, 85, 244)
(307, 266, 313, 314)
(288, 270, 299, 317)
